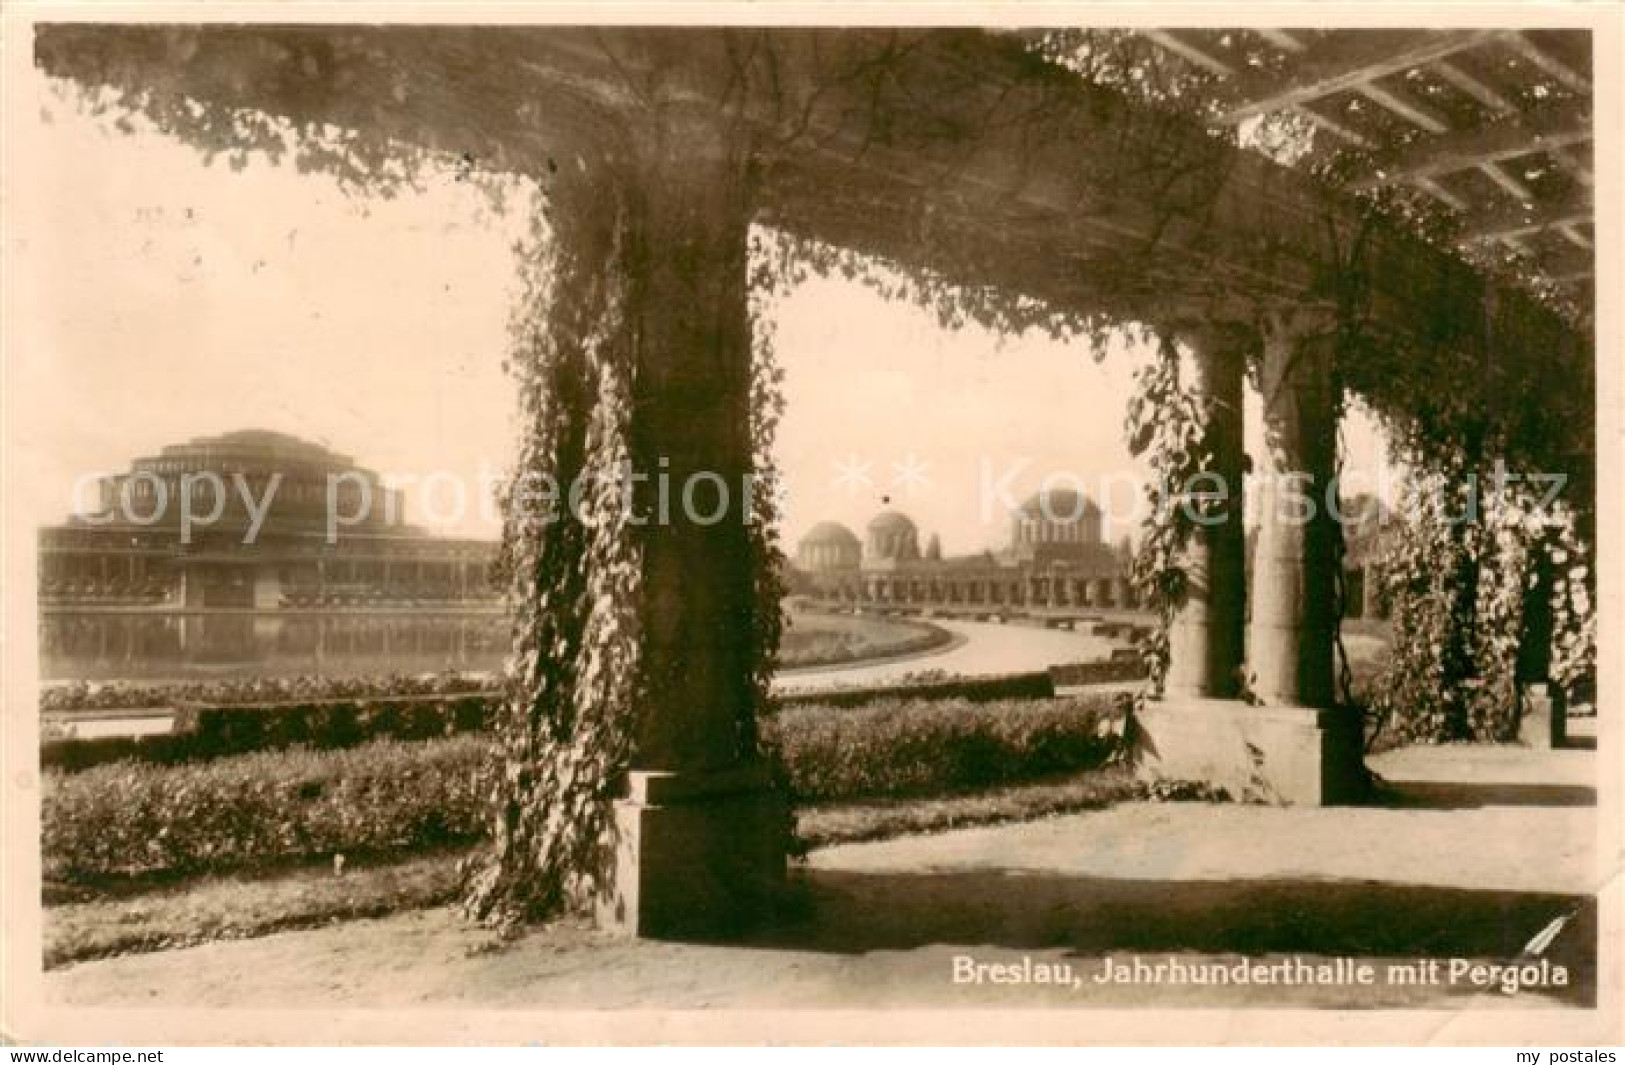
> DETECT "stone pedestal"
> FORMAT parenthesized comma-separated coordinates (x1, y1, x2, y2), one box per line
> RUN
(1134, 698, 1365, 805)
(597, 766, 787, 938)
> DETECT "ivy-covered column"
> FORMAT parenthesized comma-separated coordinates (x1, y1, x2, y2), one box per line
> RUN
(1136, 308, 1364, 804)
(460, 105, 786, 937)
(596, 117, 787, 937)
(1165, 323, 1249, 700)
(1251, 310, 1340, 709)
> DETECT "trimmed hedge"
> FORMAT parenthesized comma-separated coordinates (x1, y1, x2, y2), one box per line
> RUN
(767, 693, 1121, 802)
(40, 672, 492, 715)
(1048, 656, 1148, 687)
(45, 672, 1075, 773)
(43, 694, 1125, 881)
(42, 695, 492, 773)
(777, 669, 1055, 710)
(43, 736, 491, 880)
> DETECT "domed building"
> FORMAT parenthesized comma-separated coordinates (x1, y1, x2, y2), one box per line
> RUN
(1011, 488, 1112, 567)
(37, 430, 504, 681)
(791, 493, 1136, 614)
(87, 429, 407, 536)
(865, 510, 921, 566)
(796, 521, 862, 573)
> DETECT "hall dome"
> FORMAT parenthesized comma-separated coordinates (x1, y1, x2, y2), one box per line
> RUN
(1017, 489, 1102, 521)
(96, 429, 404, 534)
(867, 510, 918, 534)
(801, 521, 861, 548)
(865, 510, 920, 562)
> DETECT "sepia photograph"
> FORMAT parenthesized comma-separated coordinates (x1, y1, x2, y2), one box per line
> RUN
(1, 3, 1617, 1047)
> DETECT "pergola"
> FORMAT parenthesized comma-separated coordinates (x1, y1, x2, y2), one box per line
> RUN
(33, 23, 1595, 935)
(1123, 28, 1594, 303)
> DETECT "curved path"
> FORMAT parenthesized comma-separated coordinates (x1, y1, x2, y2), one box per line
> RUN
(772, 618, 1114, 693)
(51, 619, 1120, 738)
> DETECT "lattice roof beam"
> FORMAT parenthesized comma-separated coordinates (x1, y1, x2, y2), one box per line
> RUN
(1356, 81, 1451, 132)
(1140, 30, 1233, 77)
(1350, 109, 1592, 188)
(1558, 223, 1593, 249)
(1294, 105, 1373, 146)
(1479, 159, 1533, 199)
(1432, 60, 1516, 113)
(1551, 147, 1594, 187)
(1414, 176, 1468, 211)
(1140, 29, 1375, 147)
(1215, 29, 1499, 124)
(1504, 32, 1590, 92)
(1464, 189, 1592, 242)
(1256, 29, 1307, 53)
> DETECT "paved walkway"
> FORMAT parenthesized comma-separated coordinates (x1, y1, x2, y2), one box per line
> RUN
(44, 744, 1598, 1010)
(775, 618, 1112, 692)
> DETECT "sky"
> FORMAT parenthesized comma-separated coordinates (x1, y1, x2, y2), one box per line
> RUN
(13, 64, 1392, 557)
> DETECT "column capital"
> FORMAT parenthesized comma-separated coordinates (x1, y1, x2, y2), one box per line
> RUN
(1256, 302, 1341, 345)
(1162, 318, 1259, 357)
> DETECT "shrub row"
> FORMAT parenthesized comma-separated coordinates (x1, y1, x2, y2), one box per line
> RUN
(47, 671, 1071, 773)
(44, 662, 1138, 774)
(40, 672, 494, 715)
(1048, 656, 1148, 687)
(42, 695, 493, 773)
(777, 669, 1055, 710)
(43, 694, 1125, 880)
(43, 735, 492, 881)
(766, 693, 1123, 803)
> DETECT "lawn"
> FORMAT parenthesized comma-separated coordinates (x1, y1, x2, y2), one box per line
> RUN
(43, 766, 1149, 969)
(776, 607, 952, 669)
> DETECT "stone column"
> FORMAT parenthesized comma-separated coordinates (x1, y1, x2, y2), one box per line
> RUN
(1165, 326, 1248, 700)
(1250, 311, 1339, 709)
(594, 117, 785, 937)
(1135, 310, 1363, 805)
(1360, 561, 1382, 620)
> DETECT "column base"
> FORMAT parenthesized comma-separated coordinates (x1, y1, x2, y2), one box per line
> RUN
(1133, 697, 1367, 805)
(595, 764, 788, 939)
(1516, 682, 1567, 749)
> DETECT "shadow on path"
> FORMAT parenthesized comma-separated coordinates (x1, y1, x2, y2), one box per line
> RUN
(741, 868, 1596, 1005)
(1377, 781, 1597, 809)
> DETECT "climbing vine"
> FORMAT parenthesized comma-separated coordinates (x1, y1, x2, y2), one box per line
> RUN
(1123, 330, 1208, 702)
(1546, 508, 1597, 704)
(459, 181, 646, 927)
(1370, 418, 1595, 746)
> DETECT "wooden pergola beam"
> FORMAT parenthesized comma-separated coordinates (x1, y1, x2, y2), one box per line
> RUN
(1256, 29, 1307, 53)
(1478, 159, 1533, 199)
(1293, 104, 1373, 146)
(1350, 108, 1592, 188)
(1414, 175, 1468, 211)
(1355, 80, 1450, 132)
(1215, 29, 1499, 124)
(1464, 190, 1592, 242)
(1504, 32, 1590, 92)
(1551, 146, 1594, 187)
(1433, 59, 1516, 114)
(1559, 223, 1593, 249)
(1141, 29, 1233, 77)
